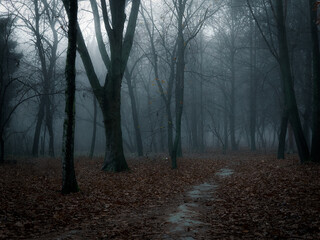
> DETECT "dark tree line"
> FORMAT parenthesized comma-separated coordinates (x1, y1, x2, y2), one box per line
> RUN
(0, 17, 22, 164)
(1, 0, 320, 193)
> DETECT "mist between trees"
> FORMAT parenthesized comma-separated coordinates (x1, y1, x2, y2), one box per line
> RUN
(0, 0, 319, 170)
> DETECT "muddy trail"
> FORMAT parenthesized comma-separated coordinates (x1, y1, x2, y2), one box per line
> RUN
(37, 167, 234, 240)
(162, 168, 234, 239)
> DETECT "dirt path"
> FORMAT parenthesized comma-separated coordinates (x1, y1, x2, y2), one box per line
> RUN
(41, 167, 235, 240)
(161, 168, 234, 239)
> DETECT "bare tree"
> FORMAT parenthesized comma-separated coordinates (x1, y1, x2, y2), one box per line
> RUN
(141, 1, 177, 154)
(170, 0, 216, 168)
(0, 17, 23, 163)
(5, 0, 63, 157)
(124, 56, 144, 156)
(64, 0, 140, 171)
(247, 0, 309, 162)
(61, 0, 78, 194)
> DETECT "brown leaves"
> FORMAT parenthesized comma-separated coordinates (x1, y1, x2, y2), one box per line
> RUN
(1, 153, 320, 239)
(0, 156, 224, 239)
(203, 153, 320, 239)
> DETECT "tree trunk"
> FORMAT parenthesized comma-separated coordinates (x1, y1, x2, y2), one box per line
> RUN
(288, 123, 294, 154)
(62, 0, 78, 194)
(309, 0, 320, 162)
(167, 104, 173, 154)
(159, 109, 165, 152)
(40, 125, 46, 156)
(191, 82, 198, 151)
(276, 0, 309, 163)
(32, 98, 45, 157)
(277, 110, 288, 159)
(33, 0, 57, 158)
(45, 98, 54, 157)
(249, 16, 257, 151)
(223, 96, 228, 154)
(199, 34, 204, 152)
(302, 50, 312, 148)
(89, 95, 97, 158)
(100, 86, 128, 171)
(230, 53, 237, 151)
(125, 70, 143, 156)
(171, 7, 185, 168)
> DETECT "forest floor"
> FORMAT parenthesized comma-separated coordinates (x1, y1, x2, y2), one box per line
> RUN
(0, 152, 319, 239)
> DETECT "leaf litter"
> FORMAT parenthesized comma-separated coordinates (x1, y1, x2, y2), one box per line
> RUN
(0, 152, 319, 239)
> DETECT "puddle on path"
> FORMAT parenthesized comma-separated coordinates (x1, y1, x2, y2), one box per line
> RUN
(215, 168, 234, 177)
(164, 182, 217, 239)
(164, 168, 234, 239)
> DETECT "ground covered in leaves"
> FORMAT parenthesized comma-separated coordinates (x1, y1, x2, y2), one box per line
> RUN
(0, 152, 319, 239)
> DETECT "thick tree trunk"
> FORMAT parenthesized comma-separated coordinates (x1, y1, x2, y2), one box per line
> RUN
(65, 0, 139, 170)
(89, 96, 97, 158)
(62, 0, 78, 194)
(32, 98, 45, 157)
(277, 110, 288, 159)
(100, 86, 128, 171)
(309, 0, 320, 162)
(276, 0, 309, 163)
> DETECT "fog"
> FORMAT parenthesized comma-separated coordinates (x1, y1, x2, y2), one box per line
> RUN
(1, 0, 320, 238)
(0, 0, 317, 162)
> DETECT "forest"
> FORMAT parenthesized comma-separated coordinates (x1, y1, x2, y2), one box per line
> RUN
(0, 0, 320, 239)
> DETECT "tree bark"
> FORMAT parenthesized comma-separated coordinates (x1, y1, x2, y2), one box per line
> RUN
(62, 0, 78, 194)
(171, 1, 186, 168)
(309, 0, 320, 162)
(100, 82, 128, 171)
